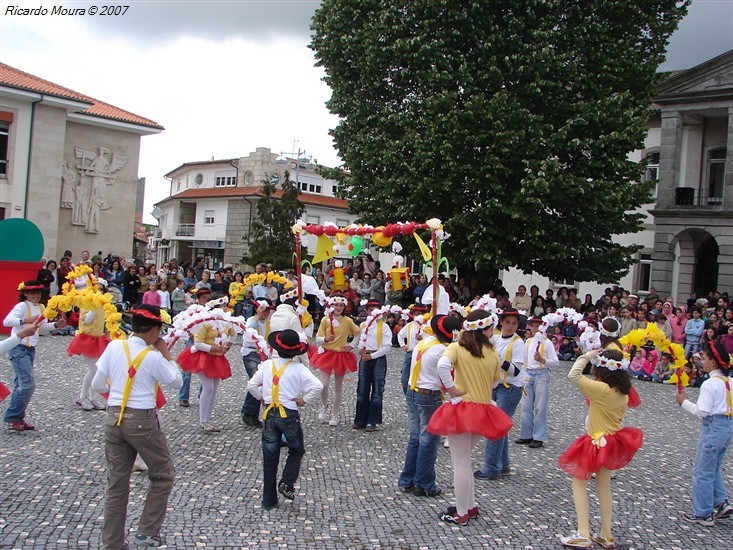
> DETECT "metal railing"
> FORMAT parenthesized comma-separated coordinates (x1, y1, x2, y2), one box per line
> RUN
(175, 223, 195, 236)
(674, 187, 723, 207)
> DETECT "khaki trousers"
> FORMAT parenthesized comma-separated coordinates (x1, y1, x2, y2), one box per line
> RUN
(102, 407, 175, 550)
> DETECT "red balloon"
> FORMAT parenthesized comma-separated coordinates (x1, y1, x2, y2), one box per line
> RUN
(400, 222, 416, 235)
(311, 225, 324, 236)
(324, 225, 338, 237)
(382, 224, 398, 237)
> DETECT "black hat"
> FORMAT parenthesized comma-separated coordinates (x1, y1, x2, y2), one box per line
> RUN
(124, 304, 172, 326)
(365, 299, 382, 309)
(430, 314, 461, 344)
(195, 288, 212, 297)
(267, 330, 309, 358)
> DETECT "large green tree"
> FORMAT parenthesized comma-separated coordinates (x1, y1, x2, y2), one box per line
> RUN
(311, 0, 688, 282)
(243, 172, 305, 269)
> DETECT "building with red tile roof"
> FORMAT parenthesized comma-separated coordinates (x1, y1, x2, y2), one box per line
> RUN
(152, 147, 354, 269)
(0, 62, 162, 260)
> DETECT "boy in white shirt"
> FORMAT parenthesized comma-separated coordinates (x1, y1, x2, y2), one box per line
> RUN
(247, 329, 323, 510)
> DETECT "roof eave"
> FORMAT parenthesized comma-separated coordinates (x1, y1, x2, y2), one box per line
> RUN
(67, 112, 163, 136)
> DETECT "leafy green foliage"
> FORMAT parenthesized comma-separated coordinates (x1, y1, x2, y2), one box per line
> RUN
(311, 0, 688, 282)
(243, 172, 305, 269)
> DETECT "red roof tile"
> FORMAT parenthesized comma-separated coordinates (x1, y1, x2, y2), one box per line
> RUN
(169, 186, 349, 209)
(0, 62, 163, 130)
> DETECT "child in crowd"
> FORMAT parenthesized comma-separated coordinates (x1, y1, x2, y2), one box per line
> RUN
(675, 341, 733, 526)
(142, 281, 161, 307)
(247, 330, 323, 510)
(651, 352, 673, 383)
(559, 337, 576, 361)
(689, 352, 709, 388)
(171, 279, 187, 316)
(157, 281, 171, 313)
(684, 308, 705, 358)
(720, 324, 733, 354)
(559, 349, 643, 548)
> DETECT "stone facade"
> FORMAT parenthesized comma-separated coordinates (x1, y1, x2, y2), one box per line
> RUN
(651, 50, 733, 302)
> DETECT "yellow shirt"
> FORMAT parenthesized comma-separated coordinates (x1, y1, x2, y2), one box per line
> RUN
(78, 306, 106, 337)
(194, 323, 232, 355)
(570, 356, 628, 436)
(317, 315, 360, 351)
(443, 342, 501, 405)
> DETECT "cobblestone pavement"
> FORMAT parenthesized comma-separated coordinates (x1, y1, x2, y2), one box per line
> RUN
(1, 334, 732, 549)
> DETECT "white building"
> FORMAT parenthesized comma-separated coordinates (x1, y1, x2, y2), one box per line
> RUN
(153, 147, 355, 270)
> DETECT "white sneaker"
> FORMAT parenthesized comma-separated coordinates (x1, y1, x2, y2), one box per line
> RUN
(318, 405, 329, 423)
(443, 438, 450, 448)
(90, 396, 107, 410)
(200, 422, 221, 432)
(76, 398, 94, 411)
(560, 532, 593, 548)
(328, 414, 340, 426)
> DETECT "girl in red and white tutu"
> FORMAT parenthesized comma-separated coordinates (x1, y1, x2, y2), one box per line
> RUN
(558, 349, 643, 549)
(175, 297, 234, 432)
(311, 294, 360, 426)
(427, 309, 513, 526)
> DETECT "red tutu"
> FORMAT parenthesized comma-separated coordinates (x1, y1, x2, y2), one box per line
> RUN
(558, 427, 643, 480)
(67, 333, 111, 358)
(176, 347, 231, 380)
(427, 400, 513, 441)
(0, 381, 9, 403)
(311, 349, 358, 376)
(306, 345, 318, 364)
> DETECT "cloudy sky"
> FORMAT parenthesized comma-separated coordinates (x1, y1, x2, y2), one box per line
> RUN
(1, 1, 731, 223)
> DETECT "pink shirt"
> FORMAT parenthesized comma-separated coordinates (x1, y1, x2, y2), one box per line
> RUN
(142, 290, 161, 306)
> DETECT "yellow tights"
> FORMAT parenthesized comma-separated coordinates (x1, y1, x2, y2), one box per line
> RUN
(571, 467, 613, 540)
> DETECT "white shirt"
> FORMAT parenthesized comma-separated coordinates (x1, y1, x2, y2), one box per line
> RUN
(269, 305, 309, 366)
(491, 333, 527, 387)
(419, 285, 450, 315)
(681, 369, 733, 418)
(242, 316, 266, 354)
(358, 319, 392, 359)
(397, 321, 422, 352)
(157, 289, 171, 309)
(3, 301, 53, 347)
(247, 357, 323, 411)
(408, 336, 447, 391)
(93, 336, 183, 409)
(0, 335, 22, 355)
(525, 335, 559, 371)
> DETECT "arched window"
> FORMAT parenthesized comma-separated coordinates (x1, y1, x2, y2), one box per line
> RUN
(707, 147, 726, 204)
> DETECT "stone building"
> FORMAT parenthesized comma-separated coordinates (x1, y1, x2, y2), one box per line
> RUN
(153, 147, 354, 270)
(650, 49, 733, 303)
(0, 63, 162, 260)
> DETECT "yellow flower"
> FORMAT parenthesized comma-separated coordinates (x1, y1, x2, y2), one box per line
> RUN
(591, 431, 607, 448)
(16, 282, 25, 291)
(160, 310, 172, 324)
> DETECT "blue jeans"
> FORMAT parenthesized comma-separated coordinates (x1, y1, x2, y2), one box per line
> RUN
(241, 351, 262, 418)
(179, 371, 191, 401)
(400, 350, 413, 394)
(4, 345, 36, 422)
(262, 408, 305, 508)
(692, 415, 733, 517)
(520, 369, 550, 442)
(398, 390, 442, 491)
(354, 356, 387, 427)
(479, 384, 523, 476)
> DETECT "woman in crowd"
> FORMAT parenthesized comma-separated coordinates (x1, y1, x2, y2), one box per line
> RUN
(121, 265, 141, 307)
(37, 260, 57, 303)
(104, 259, 125, 286)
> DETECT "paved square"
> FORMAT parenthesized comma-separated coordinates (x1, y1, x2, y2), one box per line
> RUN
(1, 335, 732, 548)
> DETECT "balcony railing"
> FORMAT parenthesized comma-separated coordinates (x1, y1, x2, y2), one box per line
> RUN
(674, 187, 723, 207)
(175, 223, 195, 236)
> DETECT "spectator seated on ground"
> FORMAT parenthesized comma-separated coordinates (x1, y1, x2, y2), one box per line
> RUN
(628, 345, 656, 380)
(650, 352, 673, 383)
(558, 336, 576, 361)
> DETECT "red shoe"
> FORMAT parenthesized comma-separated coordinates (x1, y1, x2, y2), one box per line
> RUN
(22, 420, 35, 430)
(447, 505, 479, 518)
(7, 421, 25, 432)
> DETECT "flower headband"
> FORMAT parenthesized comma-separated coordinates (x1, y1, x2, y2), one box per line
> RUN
(327, 296, 348, 307)
(600, 326, 620, 338)
(462, 313, 498, 331)
(590, 355, 629, 371)
(280, 288, 298, 302)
